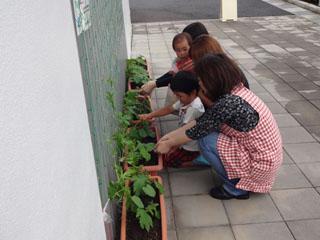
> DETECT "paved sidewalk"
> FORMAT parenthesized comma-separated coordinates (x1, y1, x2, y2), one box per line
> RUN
(132, 1, 320, 239)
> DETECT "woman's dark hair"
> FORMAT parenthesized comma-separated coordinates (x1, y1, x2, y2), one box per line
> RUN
(172, 32, 192, 50)
(195, 53, 246, 101)
(170, 71, 199, 94)
(183, 22, 209, 40)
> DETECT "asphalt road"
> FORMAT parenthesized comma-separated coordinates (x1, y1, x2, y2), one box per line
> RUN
(130, 0, 292, 23)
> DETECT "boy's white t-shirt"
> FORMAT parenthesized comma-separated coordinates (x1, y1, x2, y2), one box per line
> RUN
(172, 97, 205, 151)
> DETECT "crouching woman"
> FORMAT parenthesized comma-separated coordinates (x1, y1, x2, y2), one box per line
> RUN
(156, 53, 283, 200)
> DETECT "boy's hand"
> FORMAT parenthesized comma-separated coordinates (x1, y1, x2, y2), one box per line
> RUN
(139, 113, 153, 121)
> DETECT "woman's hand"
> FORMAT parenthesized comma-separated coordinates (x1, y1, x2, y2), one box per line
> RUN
(138, 113, 153, 121)
(140, 81, 156, 95)
(156, 135, 173, 154)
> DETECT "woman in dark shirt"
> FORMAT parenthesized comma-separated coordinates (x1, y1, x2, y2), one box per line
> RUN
(156, 54, 282, 200)
(140, 22, 209, 94)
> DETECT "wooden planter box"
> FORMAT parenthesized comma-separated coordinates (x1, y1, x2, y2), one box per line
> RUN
(120, 176, 167, 240)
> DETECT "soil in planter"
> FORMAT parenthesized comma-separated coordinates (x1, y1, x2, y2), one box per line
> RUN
(140, 135, 157, 144)
(126, 193, 162, 240)
(130, 82, 143, 90)
(137, 150, 158, 166)
(115, 204, 122, 240)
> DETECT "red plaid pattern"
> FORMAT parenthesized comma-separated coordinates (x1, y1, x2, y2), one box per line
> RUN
(176, 57, 194, 73)
(165, 147, 199, 168)
(217, 86, 283, 193)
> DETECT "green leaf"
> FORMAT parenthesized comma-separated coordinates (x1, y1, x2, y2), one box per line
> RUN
(143, 184, 156, 197)
(133, 174, 148, 195)
(131, 196, 144, 208)
(107, 182, 118, 199)
(154, 181, 164, 194)
(146, 203, 159, 218)
(136, 208, 153, 231)
(139, 128, 148, 138)
(140, 146, 151, 161)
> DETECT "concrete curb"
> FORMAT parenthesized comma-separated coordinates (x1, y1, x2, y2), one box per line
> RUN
(282, 0, 320, 14)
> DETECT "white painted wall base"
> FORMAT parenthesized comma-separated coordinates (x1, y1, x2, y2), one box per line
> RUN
(0, 1, 106, 239)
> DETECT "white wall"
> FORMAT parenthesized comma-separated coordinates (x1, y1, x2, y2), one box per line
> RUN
(122, 0, 132, 56)
(0, 1, 106, 240)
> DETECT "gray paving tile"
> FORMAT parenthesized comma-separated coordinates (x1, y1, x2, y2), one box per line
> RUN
(165, 197, 175, 230)
(249, 83, 267, 93)
(287, 219, 320, 240)
(170, 169, 214, 196)
(172, 195, 228, 228)
(262, 82, 293, 92)
(305, 126, 320, 142)
(168, 230, 177, 240)
(159, 114, 179, 122)
(233, 222, 294, 240)
(273, 68, 299, 76)
(272, 164, 311, 190)
(278, 73, 310, 83)
(298, 163, 320, 187)
(294, 68, 320, 79)
(265, 101, 288, 114)
(289, 81, 320, 92)
(252, 73, 284, 85)
(160, 120, 179, 136)
(177, 226, 234, 240)
(224, 194, 282, 224)
(284, 143, 320, 163)
(255, 91, 277, 103)
(269, 90, 304, 102)
(273, 113, 300, 127)
(311, 100, 320, 110)
(285, 60, 313, 69)
(280, 126, 315, 144)
(283, 101, 320, 127)
(270, 188, 320, 220)
(282, 150, 294, 164)
(299, 89, 320, 100)
(159, 171, 171, 197)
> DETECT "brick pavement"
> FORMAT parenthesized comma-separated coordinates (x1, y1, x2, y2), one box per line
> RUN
(132, 1, 320, 239)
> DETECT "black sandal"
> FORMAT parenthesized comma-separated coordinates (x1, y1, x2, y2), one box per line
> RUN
(209, 186, 249, 200)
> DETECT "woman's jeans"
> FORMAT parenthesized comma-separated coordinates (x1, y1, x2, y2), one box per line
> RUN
(197, 132, 248, 196)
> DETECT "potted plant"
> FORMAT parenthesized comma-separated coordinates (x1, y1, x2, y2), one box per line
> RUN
(125, 121, 163, 175)
(123, 91, 152, 123)
(120, 91, 163, 173)
(108, 166, 167, 240)
(113, 120, 163, 175)
(126, 56, 151, 90)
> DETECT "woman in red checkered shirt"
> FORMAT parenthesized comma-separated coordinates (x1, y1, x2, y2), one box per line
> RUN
(156, 53, 283, 200)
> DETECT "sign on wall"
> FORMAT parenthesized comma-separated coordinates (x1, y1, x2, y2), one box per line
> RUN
(73, 0, 91, 35)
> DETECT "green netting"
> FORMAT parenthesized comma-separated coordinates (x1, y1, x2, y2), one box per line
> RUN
(74, 0, 127, 205)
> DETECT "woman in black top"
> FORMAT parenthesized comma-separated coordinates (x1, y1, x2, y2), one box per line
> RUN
(140, 22, 209, 94)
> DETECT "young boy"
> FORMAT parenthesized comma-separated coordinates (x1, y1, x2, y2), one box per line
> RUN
(139, 71, 205, 167)
(140, 32, 193, 95)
